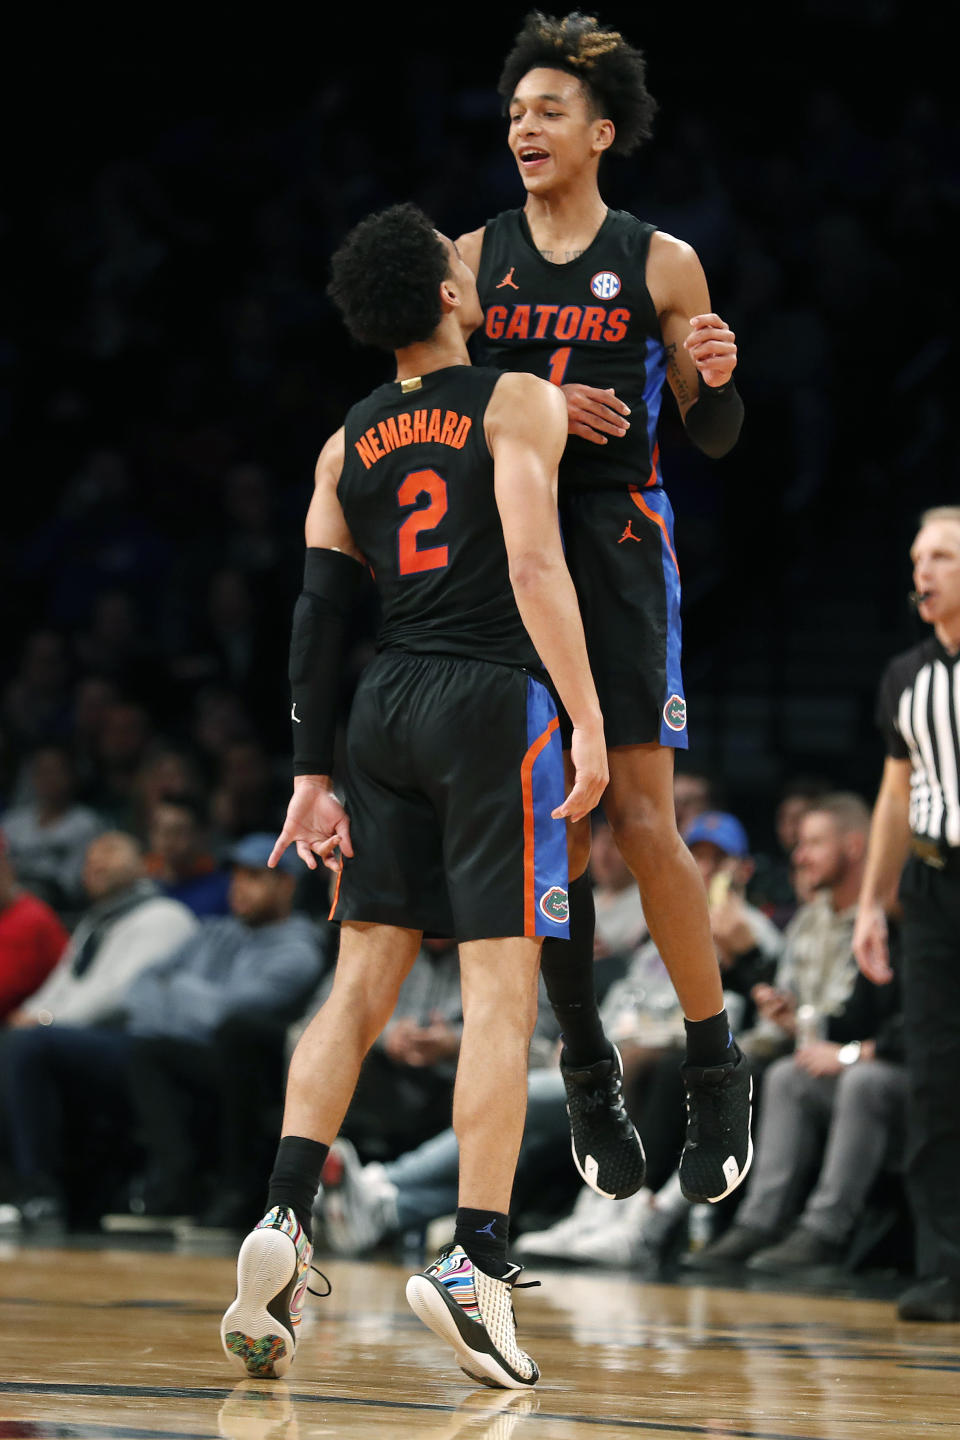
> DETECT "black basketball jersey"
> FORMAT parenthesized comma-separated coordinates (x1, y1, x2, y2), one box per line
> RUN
(476, 208, 666, 493)
(338, 364, 540, 672)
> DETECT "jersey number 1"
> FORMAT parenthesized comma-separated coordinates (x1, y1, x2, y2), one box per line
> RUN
(397, 469, 449, 575)
(547, 347, 571, 386)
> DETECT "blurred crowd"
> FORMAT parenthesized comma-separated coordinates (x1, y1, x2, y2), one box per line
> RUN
(0, 765, 912, 1297)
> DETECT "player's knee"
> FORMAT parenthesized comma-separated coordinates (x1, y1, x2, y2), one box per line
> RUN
(328, 972, 399, 1049)
(608, 796, 678, 871)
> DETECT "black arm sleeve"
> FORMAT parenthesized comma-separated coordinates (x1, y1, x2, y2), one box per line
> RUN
(682, 376, 744, 459)
(289, 548, 367, 776)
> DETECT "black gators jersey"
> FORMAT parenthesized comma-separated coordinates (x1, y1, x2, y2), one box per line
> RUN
(476, 208, 667, 493)
(339, 364, 541, 673)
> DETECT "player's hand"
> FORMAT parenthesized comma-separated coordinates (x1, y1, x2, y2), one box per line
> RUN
(853, 902, 894, 985)
(684, 314, 738, 388)
(269, 776, 354, 874)
(553, 723, 608, 823)
(561, 383, 631, 445)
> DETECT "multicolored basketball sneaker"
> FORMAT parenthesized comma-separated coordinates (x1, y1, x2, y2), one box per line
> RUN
(405, 1244, 539, 1390)
(221, 1206, 313, 1379)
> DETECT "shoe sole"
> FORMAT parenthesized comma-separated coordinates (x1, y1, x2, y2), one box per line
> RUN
(221, 1227, 297, 1379)
(405, 1274, 538, 1390)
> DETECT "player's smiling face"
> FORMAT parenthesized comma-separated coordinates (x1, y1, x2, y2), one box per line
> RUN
(508, 67, 613, 193)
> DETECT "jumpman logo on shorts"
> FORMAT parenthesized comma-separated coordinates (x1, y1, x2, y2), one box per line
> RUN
(496, 267, 520, 290)
(618, 521, 642, 544)
(475, 1219, 498, 1237)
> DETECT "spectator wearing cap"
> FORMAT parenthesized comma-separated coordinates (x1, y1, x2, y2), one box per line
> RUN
(684, 811, 787, 1030)
(111, 832, 324, 1225)
(509, 811, 785, 1266)
(317, 811, 785, 1267)
(0, 834, 321, 1230)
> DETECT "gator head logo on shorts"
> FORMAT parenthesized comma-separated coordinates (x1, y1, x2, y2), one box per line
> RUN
(539, 886, 569, 923)
(663, 694, 687, 732)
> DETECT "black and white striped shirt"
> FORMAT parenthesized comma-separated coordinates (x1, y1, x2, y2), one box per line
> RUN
(877, 637, 960, 847)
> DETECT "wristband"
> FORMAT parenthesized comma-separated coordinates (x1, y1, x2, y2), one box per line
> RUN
(683, 375, 744, 459)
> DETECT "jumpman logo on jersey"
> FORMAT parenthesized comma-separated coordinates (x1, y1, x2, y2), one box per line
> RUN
(475, 1219, 498, 1237)
(618, 521, 642, 544)
(496, 267, 519, 290)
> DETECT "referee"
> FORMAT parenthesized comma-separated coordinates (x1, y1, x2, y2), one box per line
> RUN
(854, 505, 960, 1322)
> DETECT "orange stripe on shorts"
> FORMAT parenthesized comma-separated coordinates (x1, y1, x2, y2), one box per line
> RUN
(327, 858, 343, 922)
(520, 716, 560, 936)
(628, 484, 680, 577)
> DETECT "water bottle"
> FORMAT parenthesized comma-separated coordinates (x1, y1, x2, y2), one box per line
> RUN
(687, 1203, 715, 1252)
(795, 1003, 824, 1047)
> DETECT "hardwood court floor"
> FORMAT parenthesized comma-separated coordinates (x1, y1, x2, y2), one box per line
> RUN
(1, 1238, 958, 1439)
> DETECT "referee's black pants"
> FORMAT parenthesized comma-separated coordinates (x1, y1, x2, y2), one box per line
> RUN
(899, 854, 960, 1281)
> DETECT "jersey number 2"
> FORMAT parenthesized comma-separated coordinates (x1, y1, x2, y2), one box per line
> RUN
(397, 469, 449, 575)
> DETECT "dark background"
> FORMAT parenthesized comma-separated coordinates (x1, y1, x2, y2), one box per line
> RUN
(2, 1, 956, 847)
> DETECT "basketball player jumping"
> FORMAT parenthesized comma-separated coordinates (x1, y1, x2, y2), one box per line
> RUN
(221, 203, 607, 1389)
(456, 11, 751, 1206)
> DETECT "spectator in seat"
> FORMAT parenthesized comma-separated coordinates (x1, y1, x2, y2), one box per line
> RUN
(4, 831, 197, 1032)
(0, 831, 197, 1226)
(685, 792, 901, 1270)
(1, 746, 104, 922)
(0, 834, 317, 1230)
(144, 793, 230, 917)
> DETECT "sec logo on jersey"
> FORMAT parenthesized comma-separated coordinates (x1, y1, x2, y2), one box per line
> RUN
(590, 270, 622, 299)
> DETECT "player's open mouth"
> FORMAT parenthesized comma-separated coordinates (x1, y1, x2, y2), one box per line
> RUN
(518, 148, 550, 167)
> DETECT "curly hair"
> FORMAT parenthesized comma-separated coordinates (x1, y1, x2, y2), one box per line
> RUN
(498, 10, 657, 157)
(327, 203, 450, 352)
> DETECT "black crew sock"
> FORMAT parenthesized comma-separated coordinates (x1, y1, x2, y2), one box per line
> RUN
(684, 1009, 736, 1068)
(540, 872, 610, 1067)
(454, 1207, 512, 1279)
(266, 1135, 329, 1235)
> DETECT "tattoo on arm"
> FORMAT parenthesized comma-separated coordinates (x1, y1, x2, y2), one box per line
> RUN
(665, 342, 692, 406)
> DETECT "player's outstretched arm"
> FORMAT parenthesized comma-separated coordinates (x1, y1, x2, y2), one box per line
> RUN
(853, 757, 912, 985)
(271, 431, 368, 873)
(486, 373, 607, 822)
(650, 231, 743, 459)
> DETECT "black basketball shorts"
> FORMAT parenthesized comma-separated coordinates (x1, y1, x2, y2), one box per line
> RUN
(559, 484, 688, 750)
(329, 650, 570, 942)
